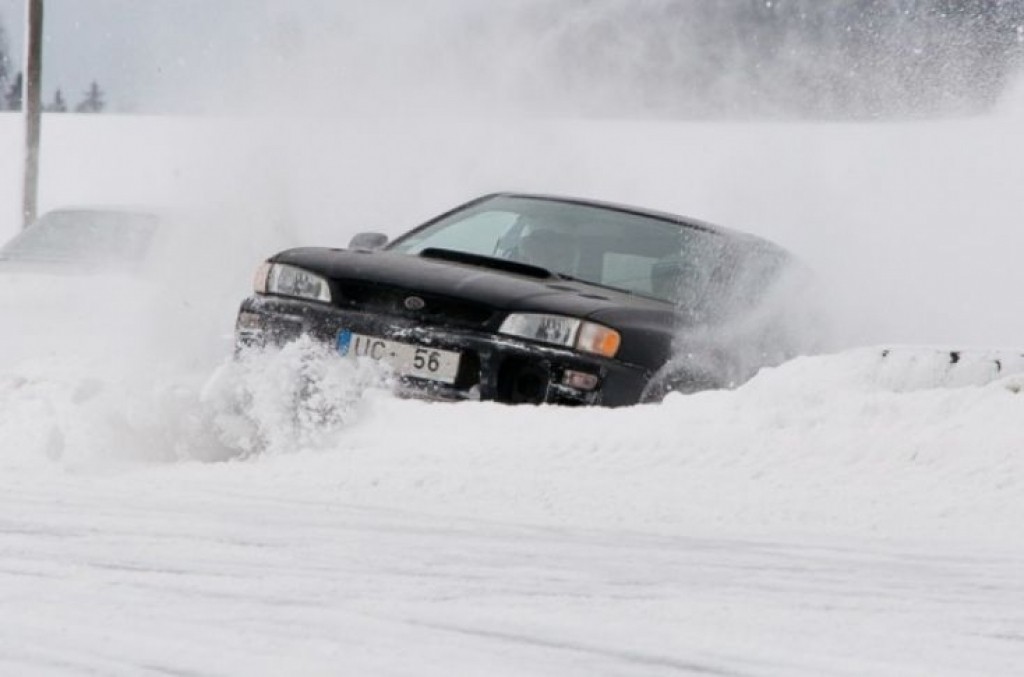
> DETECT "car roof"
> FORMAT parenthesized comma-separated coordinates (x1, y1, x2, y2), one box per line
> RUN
(39, 205, 162, 219)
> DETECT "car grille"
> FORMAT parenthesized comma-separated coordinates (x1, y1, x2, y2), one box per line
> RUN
(331, 280, 496, 329)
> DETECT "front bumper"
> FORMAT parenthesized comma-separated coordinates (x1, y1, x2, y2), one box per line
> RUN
(235, 295, 651, 406)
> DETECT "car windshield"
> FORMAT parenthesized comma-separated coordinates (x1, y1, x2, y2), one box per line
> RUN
(0, 210, 158, 265)
(388, 195, 728, 304)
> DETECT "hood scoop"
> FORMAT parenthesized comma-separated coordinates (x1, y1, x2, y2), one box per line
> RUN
(419, 248, 553, 280)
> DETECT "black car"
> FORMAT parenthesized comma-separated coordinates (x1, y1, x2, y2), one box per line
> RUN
(235, 193, 813, 406)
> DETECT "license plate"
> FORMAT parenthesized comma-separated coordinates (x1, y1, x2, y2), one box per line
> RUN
(336, 330, 461, 384)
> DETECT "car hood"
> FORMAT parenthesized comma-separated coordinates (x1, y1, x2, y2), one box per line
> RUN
(272, 247, 675, 320)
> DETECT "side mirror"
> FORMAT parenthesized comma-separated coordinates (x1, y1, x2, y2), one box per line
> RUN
(348, 232, 389, 250)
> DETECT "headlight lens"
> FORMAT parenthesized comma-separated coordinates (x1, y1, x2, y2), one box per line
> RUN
(499, 313, 621, 358)
(254, 262, 332, 302)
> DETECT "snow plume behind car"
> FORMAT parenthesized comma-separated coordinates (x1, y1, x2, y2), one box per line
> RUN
(659, 262, 831, 399)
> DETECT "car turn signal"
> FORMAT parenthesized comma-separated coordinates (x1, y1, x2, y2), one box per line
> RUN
(576, 322, 621, 358)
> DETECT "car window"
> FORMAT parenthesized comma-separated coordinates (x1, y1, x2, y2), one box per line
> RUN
(389, 196, 731, 305)
(601, 252, 656, 295)
(390, 211, 518, 258)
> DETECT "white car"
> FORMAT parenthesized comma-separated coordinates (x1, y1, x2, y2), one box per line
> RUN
(0, 207, 160, 271)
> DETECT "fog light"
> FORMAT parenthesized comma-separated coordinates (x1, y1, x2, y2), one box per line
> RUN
(236, 311, 263, 331)
(562, 370, 599, 391)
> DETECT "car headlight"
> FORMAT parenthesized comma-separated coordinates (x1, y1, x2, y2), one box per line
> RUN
(499, 313, 621, 358)
(254, 262, 332, 303)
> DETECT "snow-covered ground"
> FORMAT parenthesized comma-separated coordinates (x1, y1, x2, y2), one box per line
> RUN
(2, 102, 1024, 675)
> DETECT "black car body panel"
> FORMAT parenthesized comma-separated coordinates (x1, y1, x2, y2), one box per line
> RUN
(236, 193, 811, 406)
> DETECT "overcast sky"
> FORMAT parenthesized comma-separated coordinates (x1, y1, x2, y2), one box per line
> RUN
(3, 1, 1021, 117)
(0, 0, 271, 111)
(0, 0, 557, 115)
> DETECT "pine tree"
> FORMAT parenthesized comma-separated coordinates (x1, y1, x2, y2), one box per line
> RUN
(0, 18, 11, 111)
(5, 71, 21, 111)
(75, 81, 105, 113)
(47, 88, 67, 113)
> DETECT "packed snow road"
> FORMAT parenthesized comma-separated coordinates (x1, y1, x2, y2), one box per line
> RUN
(2, 445, 1024, 677)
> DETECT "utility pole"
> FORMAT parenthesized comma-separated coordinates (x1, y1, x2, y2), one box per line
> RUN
(22, 0, 43, 229)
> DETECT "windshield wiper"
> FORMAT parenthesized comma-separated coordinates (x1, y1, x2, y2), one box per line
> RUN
(552, 271, 638, 296)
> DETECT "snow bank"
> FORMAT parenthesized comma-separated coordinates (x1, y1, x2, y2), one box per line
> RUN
(243, 349, 1024, 543)
(3, 340, 1022, 547)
